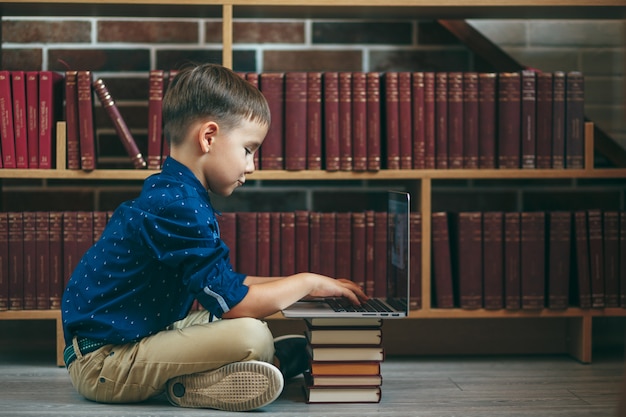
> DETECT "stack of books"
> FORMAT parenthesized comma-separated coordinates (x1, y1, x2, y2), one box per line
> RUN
(302, 317, 384, 404)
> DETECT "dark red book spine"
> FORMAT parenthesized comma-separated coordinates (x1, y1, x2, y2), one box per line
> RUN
(260, 72, 285, 170)
(48, 212, 63, 309)
(535, 72, 553, 169)
(482, 211, 504, 310)
(551, 71, 566, 169)
(76, 211, 93, 266)
(546, 211, 571, 310)
(39, 71, 63, 169)
(217, 212, 236, 270)
(11, 71, 28, 169)
(0, 71, 16, 168)
(281, 212, 296, 276)
(587, 209, 604, 307)
(423, 72, 436, 169)
(447, 72, 463, 170)
(237, 212, 257, 276)
(373, 212, 387, 298)
(335, 213, 352, 280)
(307, 72, 323, 170)
(309, 212, 321, 275)
(256, 212, 271, 277)
(409, 212, 422, 309)
(338, 72, 353, 171)
(351, 212, 366, 290)
(497, 72, 521, 169)
(398, 72, 412, 169)
(93, 211, 107, 243)
(573, 211, 592, 308)
(323, 72, 340, 171)
(366, 72, 381, 171)
(35, 211, 50, 310)
(384, 72, 400, 170)
(352, 72, 367, 172)
(77, 71, 96, 171)
(0, 214, 7, 310)
(8, 212, 24, 310)
(521, 70, 537, 169)
(319, 212, 336, 278)
(295, 210, 310, 273)
(435, 72, 448, 169)
(364, 210, 376, 297)
(602, 211, 619, 308)
(270, 212, 282, 276)
(26, 71, 39, 169)
(411, 72, 425, 170)
(478, 73, 497, 169)
(504, 212, 521, 310)
(463, 72, 479, 169)
(22, 212, 36, 310)
(520, 212, 545, 309)
(565, 71, 585, 169)
(147, 69, 165, 170)
(64, 70, 80, 170)
(431, 212, 454, 308)
(285, 72, 308, 171)
(453, 212, 482, 309)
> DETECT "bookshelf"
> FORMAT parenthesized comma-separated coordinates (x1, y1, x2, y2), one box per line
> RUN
(1, 0, 625, 367)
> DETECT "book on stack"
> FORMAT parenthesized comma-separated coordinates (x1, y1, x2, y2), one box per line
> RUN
(302, 317, 384, 404)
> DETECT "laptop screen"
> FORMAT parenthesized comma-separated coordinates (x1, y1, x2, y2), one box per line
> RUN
(386, 191, 410, 310)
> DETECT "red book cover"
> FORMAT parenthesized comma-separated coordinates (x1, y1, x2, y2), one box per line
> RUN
(8, 212, 24, 310)
(435, 72, 448, 169)
(535, 72, 553, 169)
(24, 213, 39, 310)
(270, 212, 282, 276)
(497, 72, 521, 169)
(351, 212, 366, 290)
(620, 212, 626, 307)
(565, 71, 584, 169)
(478, 73, 497, 169)
(256, 212, 271, 277)
(0, 213, 7, 311)
(62, 212, 79, 287)
(309, 211, 321, 274)
(26, 71, 39, 169)
(281, 212, 296, 276)
(93, 211, 107, 243)
(259, 72, 285, 170)
(35, 211, 50, 310)
(447, 72, 463, 169)
(217, 212, 236, 270)
(11, 71, 28, 169)
(551, 71, 566, 169)
(453, 212, 482, 309)
(521, 70, 537, 169)
(39, 71, 63, 169)
(463, 72, 479, 169)
(0, 71, 16, 168)
(335, 212, 352, 280)
(319, 212, 336, 278)
(411, 72, 425, 169)
(147, 69, 165, 170)
(77, 71, 96, 171)
(64, 70, 80, 170)
(482, 211, 504, 310)
(520, 212, 545, 310)
(295, 210, 310, 273)
(338, 72, 353, 171)
(364, 210, 376, 296)
(352, 72, 367, 172)
(573, 211, 592, 308)
(546, 211, 571, 310)
(587, 209, 604, 307)
(76, 211, 93, 264)
(409, 212, 422, 309)
(423, 72, 436, 169)
(48, 212, 63, 309)
(384, 72, 400, 170)
(373, 212, 387, 298)
(431, 212, 454, 308)
(307, 72, 323, 170)
(602, 211, 619, 308)
(504, 212, 521, 310)
(237, 212, 257, 276)
(323, 72, 340, 171)
(398, 72, 412, 169)
(285, 72, 308, 171)
(366, 72, 381, 172)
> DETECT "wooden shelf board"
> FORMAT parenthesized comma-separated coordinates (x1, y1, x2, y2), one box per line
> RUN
(0, 310, 61, 320)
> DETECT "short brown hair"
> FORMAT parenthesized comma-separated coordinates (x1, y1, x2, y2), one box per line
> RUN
(162, 63, 270, 147)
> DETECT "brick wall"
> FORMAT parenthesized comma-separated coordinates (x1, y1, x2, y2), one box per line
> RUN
(1, 16, 625, 213)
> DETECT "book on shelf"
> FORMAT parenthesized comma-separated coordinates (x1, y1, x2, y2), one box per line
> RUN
(497, 72, 521, 169)
(39, 71, 64, 169)
(423, 72, 436, 169)
(338, 72, 353, 171)
(295, 210, 310, 274)
(520, 212, 545, 310)
(504, 212, 521, 310)
(411, 71, 425, 169)
(322, 71, 340, 171)
(452, 212, 482, 309)
(22, 212, 36, 310)
(306, 72, 323, 170)
(304, 371, 382, 387)
(434, 72, 448, 169)
(551, 71, 566, 169)
(366, 72, 381, 171)
(546, 211, 571, 310)
(284, 72, 307, 171)
(217, 212, 236, 270)
(482, 211, 504, 310)
(572, 211, 592, 308)
(77, 71, 96, 171)
(565, 71, 585, 169)
(0, 71, 16, 168)
(0, 213, 8, 310)
(536, 71, 553, 169)
(147, 69, 165, 170)
(431, 212, 454, 308)
(350, 211, 366, 290)
(280, 212, 296, 276)
(259, 72, 285, 170)
(26, 71, 39, 168)
(462, 72, 479, 169)
(256, 212, 271, 277)
(586, 209, 604, 307)
(447, 72, 464, 169)
(318, 212, 336, 278)
(236, 212, 257, 276)
(352, 71, 367, 172)
(373, 211, 387, 298)
(335, 212, 352, 280)
(383, 72, 400, 170)
(302, 384, 382, 404)
(478, 72, 497, 169)
(48, 212, 63, 309)
(8, 212, 24, 310)
(65, 70, 80, 170)
(602, 211, 619, 308)
(409, 212, 422, 309)
(521, 70, 537, 169)
(309, 211, 321, 275)
(398, 71, 413, 170)
(364, 210, 375, 296)
(11, 71, 28, 169)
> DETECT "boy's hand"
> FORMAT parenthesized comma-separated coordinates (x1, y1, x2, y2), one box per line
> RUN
(307, 276, 369, 306)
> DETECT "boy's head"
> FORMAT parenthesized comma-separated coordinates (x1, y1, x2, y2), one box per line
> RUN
(162, 63, 270, 148)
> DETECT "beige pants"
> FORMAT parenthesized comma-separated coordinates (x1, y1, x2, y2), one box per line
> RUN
(67, 311, 275, 403)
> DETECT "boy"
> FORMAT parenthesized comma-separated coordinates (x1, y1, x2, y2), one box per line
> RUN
(61, 63, 368, 412)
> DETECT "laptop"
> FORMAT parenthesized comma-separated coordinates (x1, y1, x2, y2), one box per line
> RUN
(282, 191, 410, 319)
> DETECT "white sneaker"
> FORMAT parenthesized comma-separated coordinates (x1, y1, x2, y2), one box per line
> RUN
(166, 360, 284, 411)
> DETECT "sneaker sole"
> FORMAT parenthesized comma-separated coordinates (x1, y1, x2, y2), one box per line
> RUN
(166, 360, 284, 412)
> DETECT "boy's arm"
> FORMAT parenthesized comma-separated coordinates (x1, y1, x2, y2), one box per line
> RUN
(221, 273, 367, 319)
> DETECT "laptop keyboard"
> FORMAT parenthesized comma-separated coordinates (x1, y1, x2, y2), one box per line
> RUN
(326, 297, 393, 313)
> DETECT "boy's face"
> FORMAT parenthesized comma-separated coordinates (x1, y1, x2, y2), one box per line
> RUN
(202, 119, 267, 196)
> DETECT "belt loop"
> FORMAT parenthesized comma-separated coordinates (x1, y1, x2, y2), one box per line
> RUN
(72, 336, 84, 361)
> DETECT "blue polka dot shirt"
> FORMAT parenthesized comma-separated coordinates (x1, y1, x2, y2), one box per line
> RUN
(62, 157, 248, 346)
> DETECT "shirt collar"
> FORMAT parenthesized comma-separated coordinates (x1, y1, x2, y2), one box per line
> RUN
(161, 156, 211, 202)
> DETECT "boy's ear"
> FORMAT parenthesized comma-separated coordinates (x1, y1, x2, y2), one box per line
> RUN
(198, 121, 219, 153)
